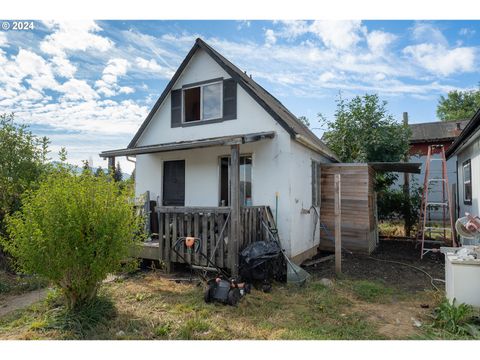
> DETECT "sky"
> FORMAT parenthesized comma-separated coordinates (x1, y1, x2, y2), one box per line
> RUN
(0, 20, 479, 173)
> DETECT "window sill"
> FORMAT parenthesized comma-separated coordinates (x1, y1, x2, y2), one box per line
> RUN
(180, 116, 235, 127)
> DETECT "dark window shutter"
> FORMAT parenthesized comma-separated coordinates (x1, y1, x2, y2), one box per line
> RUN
(171, 89, 182, 128)
(223, 78, 237, 120)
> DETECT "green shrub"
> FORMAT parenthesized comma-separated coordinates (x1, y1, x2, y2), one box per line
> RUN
(1, 170, 143, 310)
(432, 298, 475, 335)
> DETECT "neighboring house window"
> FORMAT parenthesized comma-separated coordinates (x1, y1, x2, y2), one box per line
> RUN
(311, 160, 321, 207)
(219, 155, 252, 206)
(183, 81, 222, 123)
(463, 159, 472, 205)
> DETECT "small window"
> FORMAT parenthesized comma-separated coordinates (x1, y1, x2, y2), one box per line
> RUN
(219, 155, 252, 206)
(183, 81, 222, 123)
(463, 160, 472, 205)
(184, 87, 201, 122)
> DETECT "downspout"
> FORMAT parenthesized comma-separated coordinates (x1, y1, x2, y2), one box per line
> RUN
(456, 157, 460, 220)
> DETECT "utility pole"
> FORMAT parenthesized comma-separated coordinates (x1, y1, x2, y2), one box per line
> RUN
(403, 112, 411, 237)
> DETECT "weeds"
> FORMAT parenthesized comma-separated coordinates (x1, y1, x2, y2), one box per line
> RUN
(350, 280, 393, 302)
(431, 298, 479, 337)
(41, 292, 117, 338)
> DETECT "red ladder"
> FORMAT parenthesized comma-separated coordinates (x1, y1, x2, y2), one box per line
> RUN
(416, 145, 456, 259)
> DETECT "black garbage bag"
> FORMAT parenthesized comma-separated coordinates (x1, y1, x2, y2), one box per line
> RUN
(239, 241, 286, 290)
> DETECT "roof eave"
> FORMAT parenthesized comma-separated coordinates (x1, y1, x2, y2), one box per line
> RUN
(446, 108, 480, 159)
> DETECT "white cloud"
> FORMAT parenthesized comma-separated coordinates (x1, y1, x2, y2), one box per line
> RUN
(119, 86, 134, 94)
(403, 43, 476, 76)
(265, 29, 276, 47)
(318, 71, 336, 83)
(0, 33, 7, 47)
(95, 58, 130, 97)
(411, 23, 448, 46)
(51, 55, 77, 78)
(277, 20, 310, 39)
(10, 49, 59, 92)
(40, 21, 114, 57)
(58, 79, 99, 101)
(459, 28, 476, 37)
(367, 30, 397, 54)
(309, 20, 364, 50)
(135, 57, 163, 72)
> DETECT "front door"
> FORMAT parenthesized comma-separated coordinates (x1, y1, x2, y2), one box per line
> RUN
(162, 160, 185, 206)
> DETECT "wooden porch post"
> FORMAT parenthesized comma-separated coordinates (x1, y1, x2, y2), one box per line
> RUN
(107, 156, 116, 174)
(229, 144, 241, 276)
(334, 174, 342, 275)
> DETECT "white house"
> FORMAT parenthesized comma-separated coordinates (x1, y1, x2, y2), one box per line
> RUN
(100, 38, 339, 274)
(446, 109, 480, 219)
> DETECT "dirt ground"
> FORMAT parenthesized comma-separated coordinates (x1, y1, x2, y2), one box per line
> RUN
(309, 240, 445, 293)
(0, 289, 48, 317)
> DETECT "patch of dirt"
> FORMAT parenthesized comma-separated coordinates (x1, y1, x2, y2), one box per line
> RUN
(308, 240, 445, 293)
(0, 289, 48, 317)
(352, 299, 431, 338)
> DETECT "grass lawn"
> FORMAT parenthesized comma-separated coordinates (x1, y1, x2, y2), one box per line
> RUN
(0, 270, 468, 340)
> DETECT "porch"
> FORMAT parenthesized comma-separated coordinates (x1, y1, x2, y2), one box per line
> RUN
(139, 205, 276, 274)
(100, 131, 278, 276)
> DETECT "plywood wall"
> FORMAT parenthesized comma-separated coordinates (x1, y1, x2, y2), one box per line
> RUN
(319, 164, 378, 254)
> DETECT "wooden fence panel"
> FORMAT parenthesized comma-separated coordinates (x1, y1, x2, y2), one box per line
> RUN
(153, 206, 273, 271)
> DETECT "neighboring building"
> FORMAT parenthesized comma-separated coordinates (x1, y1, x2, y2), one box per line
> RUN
(396, 120, 468, 220)
(100, 38, 339, 272)
(446, 109, 480, 219)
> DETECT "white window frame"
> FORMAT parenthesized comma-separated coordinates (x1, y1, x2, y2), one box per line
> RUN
(463, 159, 472, 205)
(182, 80, 223, 123)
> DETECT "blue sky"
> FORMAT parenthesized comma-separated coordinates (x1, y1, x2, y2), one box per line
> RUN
(0, 20, 479, 173)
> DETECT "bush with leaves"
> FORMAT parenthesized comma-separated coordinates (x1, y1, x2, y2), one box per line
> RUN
(1, 168, 144, 310)
(432, 298, 480, 337)
(377, 182, 422, 228)
(0, 113, 50, 235)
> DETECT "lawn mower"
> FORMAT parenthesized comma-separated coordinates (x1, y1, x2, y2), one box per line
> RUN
(172, 236, 250, 306)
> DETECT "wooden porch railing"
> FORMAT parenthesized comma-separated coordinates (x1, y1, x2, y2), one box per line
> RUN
(154, 205, 274, 272)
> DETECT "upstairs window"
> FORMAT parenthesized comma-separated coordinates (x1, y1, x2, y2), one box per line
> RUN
(463, 159, 472, 205)
(183, 81, 222, 122)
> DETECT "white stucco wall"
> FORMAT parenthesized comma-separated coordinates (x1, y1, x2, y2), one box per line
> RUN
(133, 46, 332, 259)
(457, 132, 480, 218)
(135, 131, 295, 255)
(287, 140, 330, 258)
(135, 49, 285, 147)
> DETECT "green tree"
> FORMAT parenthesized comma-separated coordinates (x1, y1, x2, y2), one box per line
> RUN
(1, 170, 143, 310)
(321, 93, 411, 165)
(437, 87, 480, 121)
(0, 113, 50, 235)
(113, 161, 123, 182)
(298, 116, 310, 127)
(94, 166, 104, 177)
(82, 160, 91, 174)
(321, 94, 412, 221)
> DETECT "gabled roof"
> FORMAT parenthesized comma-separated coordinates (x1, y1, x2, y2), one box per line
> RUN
(446, 109, 480, 159)
(409, 120, 469, 144)
(127, 38, 338, 162)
